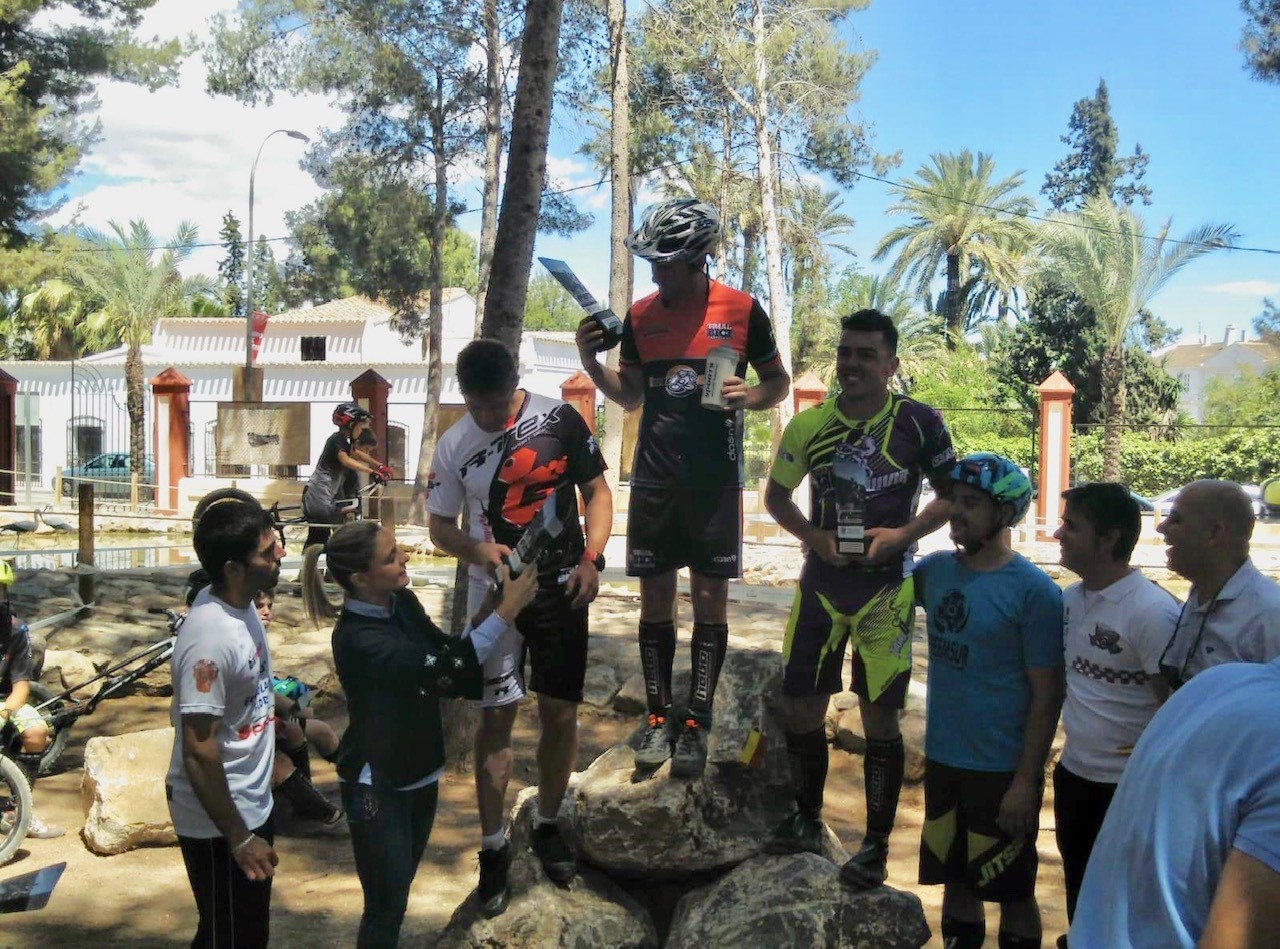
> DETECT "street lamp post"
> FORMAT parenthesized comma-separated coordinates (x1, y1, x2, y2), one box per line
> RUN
(243, 128, 310, 385)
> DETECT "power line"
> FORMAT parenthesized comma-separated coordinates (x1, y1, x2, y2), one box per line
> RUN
(48, 145, 1280, 258)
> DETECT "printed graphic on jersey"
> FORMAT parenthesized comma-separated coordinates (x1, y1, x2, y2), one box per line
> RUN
(193, 659, 219, 693)
(497, 446, 568, 528)
(1088, 624, 1123, 655)
(664, 364, 700, 398)
(706, 322, 733, 340)
(935, 590, 970, 635)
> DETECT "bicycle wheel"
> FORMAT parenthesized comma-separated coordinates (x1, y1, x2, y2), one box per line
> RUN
(28, 681, 72, 777)
(0, 754, 33, 866)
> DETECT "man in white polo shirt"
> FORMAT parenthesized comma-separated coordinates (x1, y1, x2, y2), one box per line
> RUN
(1157, 479, 1280, 689)
(1052, 482, 1179, 944)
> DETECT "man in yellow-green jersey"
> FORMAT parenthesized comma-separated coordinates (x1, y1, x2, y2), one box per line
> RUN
(763, 308, 955, 889)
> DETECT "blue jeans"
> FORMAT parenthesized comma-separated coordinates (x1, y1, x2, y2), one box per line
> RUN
(341, 779, 439, 949)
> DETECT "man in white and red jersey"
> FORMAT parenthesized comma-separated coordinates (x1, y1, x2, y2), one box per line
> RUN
(576, 198, 790, 779)
(428, 339, 612, 916)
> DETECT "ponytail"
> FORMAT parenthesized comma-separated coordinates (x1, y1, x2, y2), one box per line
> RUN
(300, 520, 383, 627)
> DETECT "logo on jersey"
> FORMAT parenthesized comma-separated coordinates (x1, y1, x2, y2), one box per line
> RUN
(497, 446, 568, 528)
(706, 322, 733, 340)
(585, 435, 600, 456)
(934, 589, 970, 635)
(192, 659, 219, 694)
(1089, 624, 1123, 655)
(664, 364, 700, 398)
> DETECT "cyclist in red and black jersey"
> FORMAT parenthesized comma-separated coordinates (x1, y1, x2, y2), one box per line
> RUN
(576, 198, 790, 779)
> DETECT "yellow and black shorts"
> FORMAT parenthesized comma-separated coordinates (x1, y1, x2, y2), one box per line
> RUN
(780, 566, 913, 705)
(919, 759, 1039, 902)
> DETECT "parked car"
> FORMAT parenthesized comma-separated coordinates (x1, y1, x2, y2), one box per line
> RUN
(1130, 490, 1154, 515)
(1152, 484, 1265, 521)
(57, 453, 155, 500)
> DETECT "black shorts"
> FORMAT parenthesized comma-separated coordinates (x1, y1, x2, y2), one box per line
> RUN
(626, 485, 741, 578)
(781, 564, 914, 705)
(919, 759, 1039, 902)
(466, 575, 589, 706)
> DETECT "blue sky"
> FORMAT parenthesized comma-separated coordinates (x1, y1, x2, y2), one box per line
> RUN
(60, 0, 1279, 345)
(532, 0, 1280, 343)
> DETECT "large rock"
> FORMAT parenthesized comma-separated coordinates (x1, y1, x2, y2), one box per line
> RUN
(666, 853, 931, 949)
(81, 726, 176, 855)
(40, 648, 99, 699)
(571, 648, 845, 878)
(437, 790, 659, 949)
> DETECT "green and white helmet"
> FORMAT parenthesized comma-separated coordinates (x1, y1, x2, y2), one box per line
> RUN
(624, 198, 722, 263)
(951, 452, 1033, 526)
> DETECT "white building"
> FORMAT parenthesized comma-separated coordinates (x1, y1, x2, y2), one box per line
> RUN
(0, 291, 583, 492)
(1156, 326, 1280, 421)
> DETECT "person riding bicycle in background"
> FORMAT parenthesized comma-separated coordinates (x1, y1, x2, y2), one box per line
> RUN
(304, 403, 391, 549)
(0, 559, 64, 839)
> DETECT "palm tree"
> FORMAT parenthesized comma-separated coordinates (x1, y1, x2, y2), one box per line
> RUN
(874, 150, 1034, 347)
(800, 272, 944, 390)
(17, 278, 84, 358)
(1035, 194, 1236, 479)
(67, 219, 217, 477)
(781, 184, 855, 303)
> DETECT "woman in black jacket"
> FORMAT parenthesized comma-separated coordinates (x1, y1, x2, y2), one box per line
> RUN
(302, 520, 536, 948)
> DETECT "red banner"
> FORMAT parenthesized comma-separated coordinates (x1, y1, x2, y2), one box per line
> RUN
(251, 310, 270, 363)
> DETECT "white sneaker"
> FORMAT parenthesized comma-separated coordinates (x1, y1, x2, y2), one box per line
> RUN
(26, 815, 65, 839)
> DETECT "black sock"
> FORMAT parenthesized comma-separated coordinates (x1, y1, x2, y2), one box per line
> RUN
(13, 752, 41, 791)
(865, 736, 905, 839)
(998, 932, 1042, 949)
(941, 916, 986, 949)
(284, 741, 311, 780)
(639, 620, 676, 715)
(785, 727, 828, 820)
(275, 769, 339, 821)
(688, 622, 728, 726)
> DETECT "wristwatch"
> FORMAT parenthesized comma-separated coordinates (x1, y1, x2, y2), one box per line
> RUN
(581, 549, 605, 571)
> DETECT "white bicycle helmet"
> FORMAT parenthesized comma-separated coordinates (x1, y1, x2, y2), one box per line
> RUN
(624, 198, 722, 263)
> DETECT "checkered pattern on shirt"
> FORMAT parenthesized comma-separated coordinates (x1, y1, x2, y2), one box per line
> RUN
(1071, 656, 1151, 686)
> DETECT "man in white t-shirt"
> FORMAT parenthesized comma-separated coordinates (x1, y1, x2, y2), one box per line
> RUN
(167, 494, 284, 948)
(1052, 482, 1178, 944)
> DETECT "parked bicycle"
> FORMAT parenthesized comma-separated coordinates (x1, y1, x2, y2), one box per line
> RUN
(1, 607, 181, 864)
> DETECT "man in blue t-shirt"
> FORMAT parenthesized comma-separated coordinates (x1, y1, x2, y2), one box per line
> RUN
(914, 454, 1065, 949)
(1071, 656, 1280, 948)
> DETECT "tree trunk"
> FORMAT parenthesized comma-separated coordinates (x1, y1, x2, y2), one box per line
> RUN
(601, 0, 631, 497)
(479, 0, 566, 351)
(944, 250, 961, 348)
(125, 342, 146, 478)
(1101, 345, 1126, 481)
(475, 0, 503, 329)
(716, 109, 731, 280)
(741, 223, 758, 294)
(750, 0, 793, 437)
(410, 74, 449, 526)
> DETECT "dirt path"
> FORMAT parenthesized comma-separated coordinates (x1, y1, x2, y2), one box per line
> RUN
(2, 689, 1069, 948)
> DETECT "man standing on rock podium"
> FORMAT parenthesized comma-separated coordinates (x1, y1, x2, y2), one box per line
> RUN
(762, 308, 955, 889)
(576, 198, 789, 779)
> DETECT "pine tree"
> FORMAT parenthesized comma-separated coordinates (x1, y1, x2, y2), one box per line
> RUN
(217, 212, 246, 318)
(1042, 80, 1152, 210)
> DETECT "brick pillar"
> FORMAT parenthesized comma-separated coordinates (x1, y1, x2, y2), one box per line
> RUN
(561, 371, 597, 435)
(351, 369, 392, 466)
(792, 370, 828, 414)
(1036, 371, 1076, 540)
(0, 369, 15, 505)
(150, 367, 192, 515)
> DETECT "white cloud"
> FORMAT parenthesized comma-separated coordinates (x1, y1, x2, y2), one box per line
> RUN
(1202, 280, 1280, 297)
(49, 0, 342, 277)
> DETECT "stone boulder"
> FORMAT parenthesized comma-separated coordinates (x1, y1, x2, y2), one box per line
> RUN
(40, 648, 99, 699)
(81, 726, 176, 855)
(571, 648, 846, 878)
(666, 853, 930, 949)
(437, 790, 659, 949)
